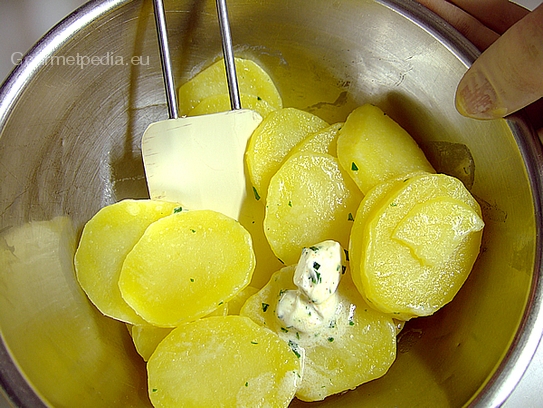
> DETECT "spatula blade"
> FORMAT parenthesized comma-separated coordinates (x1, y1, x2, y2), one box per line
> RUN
(141, 109, 262, 220)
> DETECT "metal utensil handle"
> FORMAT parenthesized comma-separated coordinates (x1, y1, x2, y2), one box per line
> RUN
(216, 0, 242, 110)
(152, 0, 179, 119)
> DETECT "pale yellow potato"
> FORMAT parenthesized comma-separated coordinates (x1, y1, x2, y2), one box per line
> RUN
(118, 209, 255, 327)
(350, 172, 484, 320)
(128, 302, 228, 361)
(337, 104, 435, 194)
(227, 286, 259, 315)
(264, 152, 362, 266)
(74, 199, 180, 325)
(178, 57, 282, 115)
(237, 183, 285, 288)
(246, 108, 329, 201)
(287, 122, 343, 159)
(147, 315, 301, 408)
(128, 324, 173, 362)
(188, 93, 276, 119)
(240, 266, 397, 401)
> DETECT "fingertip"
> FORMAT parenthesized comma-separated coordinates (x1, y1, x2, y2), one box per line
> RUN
(455, 68, 507, 119)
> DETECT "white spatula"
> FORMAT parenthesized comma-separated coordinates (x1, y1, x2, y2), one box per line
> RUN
(141, 0, 262, 220)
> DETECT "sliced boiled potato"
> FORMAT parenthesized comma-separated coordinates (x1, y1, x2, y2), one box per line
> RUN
(227, 286, 259, 315)
(264, 152, 362, 266)
(337, 104, 435, 194)
(118, 210, 255, 327)
(246, 108, 329, 201)
(147, 315, 301, 408)
(128, 302, 229, 361)
(74, 199, 180, 325)
(188, 93, 276, 119)
(128, 324, 173, 362)
(178, 57, 282, 115)
(286, 122, 343, 159)
(350, 172, 484, 320)
(240, 266, 397, 401)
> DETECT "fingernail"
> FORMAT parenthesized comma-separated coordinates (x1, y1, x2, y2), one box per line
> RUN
(456, 69, 507, 119)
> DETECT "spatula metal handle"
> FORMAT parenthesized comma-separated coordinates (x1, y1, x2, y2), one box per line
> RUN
(216, 0, 242, 111)
(152, 0, 179, 119)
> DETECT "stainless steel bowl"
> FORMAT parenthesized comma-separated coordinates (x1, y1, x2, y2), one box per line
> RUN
(1, 0, 542, 406)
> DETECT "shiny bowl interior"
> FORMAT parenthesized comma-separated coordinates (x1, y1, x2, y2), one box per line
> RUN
(1, 0, 542, 407)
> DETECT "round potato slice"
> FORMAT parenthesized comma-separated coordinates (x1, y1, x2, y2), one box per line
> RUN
(147, 315, 301, 408)
(128, 324, 172, 362)
(246, 108, 329, 201)
(188, 93, 276, 119)
(240, 266, 397, 401)
(74, 199, 181, 325)
(264, 152, 363, 266)
(118, 210, 255, 327)
(350, 172, 484, 320)
(286, 122, 343, 159)
(337, 104, 434, 194)
(178, 57, 282, 115)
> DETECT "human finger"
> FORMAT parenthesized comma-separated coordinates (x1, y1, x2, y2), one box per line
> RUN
(415, 0, 500, 50)
(447, 0, 529, 35)
(456, 3, 543, 119)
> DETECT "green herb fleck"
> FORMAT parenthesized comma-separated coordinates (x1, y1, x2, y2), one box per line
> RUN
(341, 265, 347, 275)
(218, 301, 224, 306)
(313, 262, 321, 271)
(281, 327, 289, 333)
(309, 246, 319, 251)
(251, 341, 258, 345)
(296, 331, 300, 340)
(351, 162, 359, 171)
(390, 202, 398, 207)
(328, 337, 334, 342)
(288, 340, 301, 358)
(173, 206, 183, 213)
(191, 228, 196, 233)
(315, 271, 322, 283)
(257, 96, 262, 101)
(190, 278, 195, 282)
(262, 303, 270, 312)
(245, 381, 249, 387)
(152, 388, 158, 393)
(349, 320, 355, 326)
(348, 212, 354, 221)
(288, 200, 292, 207)
(252, 186, 261, 201)
(344, 249, 349, 261)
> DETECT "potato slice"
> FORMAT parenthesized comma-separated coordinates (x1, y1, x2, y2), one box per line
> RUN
(350, 172, 484, 320)
(227, 286, 259, 315)
(118, 210, 255, 327)
(128, 324, 172, 362)
(74, 199, 180, 325)
(178, 57, 282, 115)
(128, 302, 229, 361)
(337, 104, 434, 194)
(246, 108, 329, 201)
(241, 266, 397, 401)
(264, 152, 362, 266)
(147, 315, 301, 408)
(286, 122, 343, 159)
(188, 93, 276, 119)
